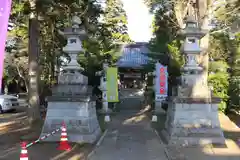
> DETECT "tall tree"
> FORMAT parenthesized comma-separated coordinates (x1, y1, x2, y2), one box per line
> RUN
(145, 0, 237, 77)
(103, 0, 131, 43)
(27, 0, 41, 124)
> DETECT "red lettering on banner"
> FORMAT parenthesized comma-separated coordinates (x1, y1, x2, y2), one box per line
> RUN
(160, 82, 165, 87)
(160, 75, 165, 81)
(159, 67, 167, 95)
(160, 88, 165, 94)
(160, 68, 164, 72)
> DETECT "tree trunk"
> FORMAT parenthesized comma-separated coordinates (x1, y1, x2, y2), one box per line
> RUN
(174, 0, 212, 85)
(28, 0, 41, 125)
(197, 0, 211, 81)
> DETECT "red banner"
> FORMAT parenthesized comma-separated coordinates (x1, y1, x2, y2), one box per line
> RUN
(159, 67, 165, 94)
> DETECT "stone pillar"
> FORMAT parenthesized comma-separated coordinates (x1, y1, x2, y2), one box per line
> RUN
(97, 62, 112, 122)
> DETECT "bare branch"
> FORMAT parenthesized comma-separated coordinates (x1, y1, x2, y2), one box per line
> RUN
(79, 5, 89, 17)
(210, 27, 230, 34)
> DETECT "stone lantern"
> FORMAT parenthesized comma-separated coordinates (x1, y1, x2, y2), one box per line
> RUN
(162, 11, 225, 145)
(40, 13, 101, 144)
(178, 16, 209, 98)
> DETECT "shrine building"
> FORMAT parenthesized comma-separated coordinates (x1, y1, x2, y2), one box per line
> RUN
(116, 42, 150, 89)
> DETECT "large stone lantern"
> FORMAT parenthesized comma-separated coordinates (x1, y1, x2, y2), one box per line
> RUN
(40, 14, 101, 144)
(162, 6, 225, 145)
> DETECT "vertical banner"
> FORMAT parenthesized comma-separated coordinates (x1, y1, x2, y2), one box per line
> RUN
(0, 0, 12, 92)
(155, 62, 168, 97)
(106, 67, 119, 102)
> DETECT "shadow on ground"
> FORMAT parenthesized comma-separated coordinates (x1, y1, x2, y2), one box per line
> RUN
(152, 111, 240, 160)
(226, 111, 240, 128)
(0, 108, 96, 160)
(0, 142, 92, 160)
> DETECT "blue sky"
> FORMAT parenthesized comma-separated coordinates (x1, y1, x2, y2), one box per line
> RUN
(121, 0, 153, 42)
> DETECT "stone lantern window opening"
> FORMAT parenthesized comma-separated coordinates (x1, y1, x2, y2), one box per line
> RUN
(187, 38, 196, 43)
(187, 22, 197, 28)
(69, 38, 77, 44)
(103, 77, 106, 82)
(186, 54, 197, 65)
(190, 70, 195, 74)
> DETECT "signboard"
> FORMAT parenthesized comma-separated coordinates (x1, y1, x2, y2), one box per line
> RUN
(155, 63, 168, 98)
(106, 67, 119, 102)
(123, 73, 141, 78)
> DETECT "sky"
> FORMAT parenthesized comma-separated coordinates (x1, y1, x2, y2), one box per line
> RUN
(121, 0, 153, 42)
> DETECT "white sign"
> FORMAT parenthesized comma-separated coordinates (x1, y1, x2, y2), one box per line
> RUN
(155, 94, 166, 101)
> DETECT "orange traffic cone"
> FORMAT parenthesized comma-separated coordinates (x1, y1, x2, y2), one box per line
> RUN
(20, 142, 29, 160)
(58, 122, 71, 151)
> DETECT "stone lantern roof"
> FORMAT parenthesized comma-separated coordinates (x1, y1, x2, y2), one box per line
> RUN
(62, 15, 87, 40)
(180, 16, 207, 38)
(63, 27, 86, 36)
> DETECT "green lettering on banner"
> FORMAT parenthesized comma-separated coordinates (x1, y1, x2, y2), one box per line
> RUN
(106, 67, 119, 102)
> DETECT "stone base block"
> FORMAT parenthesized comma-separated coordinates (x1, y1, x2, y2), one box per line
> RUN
(152, 115, 158, 122)
(40, 98, 101, 144)
(104, 115, 111, 122)
(163, 101, 225, 146)
(41, 127, 101, 143)
(98, 108, 113, 114)
(154, 101, 166, 114)
(162, 130, 225, 146)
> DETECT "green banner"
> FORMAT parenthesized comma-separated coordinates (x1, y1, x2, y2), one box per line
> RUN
(106, 67, 119, 102)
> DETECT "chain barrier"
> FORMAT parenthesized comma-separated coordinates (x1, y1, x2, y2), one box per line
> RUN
(26, 126, 63, 148)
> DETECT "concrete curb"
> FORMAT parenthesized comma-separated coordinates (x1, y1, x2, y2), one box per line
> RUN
(154, 129, 164, 144)
(87, 129, 108, 160)
(219, 113, 239, 129)
(154, 129, 170, 160)
(154, 129, 189, 160)
(96, 129, 108, 146)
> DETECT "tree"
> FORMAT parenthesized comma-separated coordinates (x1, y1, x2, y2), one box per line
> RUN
(25, 0, 41, 124)
(77, 0, 131, 84)
(103, 0, 131, 43)
(145, 0, 239, 78)
(6, 0, 131, 124)
(144, 0, 183, 89)
(208, 34, 231, 112)
(228, 33, 240, 111)
(208, 33, 232, 61)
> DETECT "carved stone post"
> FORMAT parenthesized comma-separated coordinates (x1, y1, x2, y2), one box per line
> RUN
(96, 61, 112, 122)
